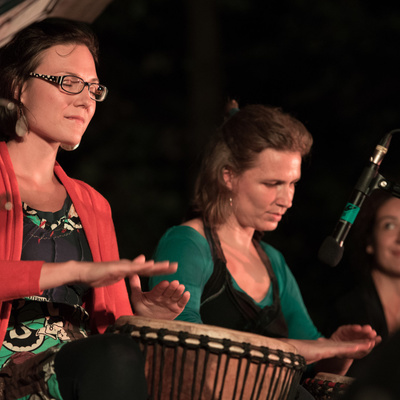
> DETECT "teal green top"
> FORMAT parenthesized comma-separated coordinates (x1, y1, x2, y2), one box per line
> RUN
(149, 226, 322, 340)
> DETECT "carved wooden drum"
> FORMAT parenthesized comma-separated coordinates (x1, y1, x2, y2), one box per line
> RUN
(108, 316, 306, 400)
(303, 372, 354, 400)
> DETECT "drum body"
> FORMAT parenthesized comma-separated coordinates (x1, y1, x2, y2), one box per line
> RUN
(302, 372, 354, 400)
(108, 316, 306, 400)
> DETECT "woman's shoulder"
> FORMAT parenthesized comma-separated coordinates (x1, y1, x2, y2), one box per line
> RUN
(181, 218, 205, 237)
(161, 218, 206, 244)
(155, 219, 212, 261)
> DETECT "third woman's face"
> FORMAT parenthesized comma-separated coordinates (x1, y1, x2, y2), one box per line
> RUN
(226, 148, 302, 232)
(369, 197, 400, 275)
(20, 44, 98, 149)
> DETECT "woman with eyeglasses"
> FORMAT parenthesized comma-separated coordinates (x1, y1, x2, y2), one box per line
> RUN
(0, 18, 189, 399)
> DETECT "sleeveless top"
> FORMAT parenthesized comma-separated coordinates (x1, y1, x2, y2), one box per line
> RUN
(200, 226, 288, 338)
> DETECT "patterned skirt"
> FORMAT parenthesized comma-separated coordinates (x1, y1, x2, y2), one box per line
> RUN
(0, 343, 65, 400)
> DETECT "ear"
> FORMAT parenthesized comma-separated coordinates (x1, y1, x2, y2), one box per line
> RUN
(14, 86, 19, 102)
(366, 244, 374, 255)
(223, 167, 234, 190)
(16, 84, 26, 104)
(13, 77, 27, 103)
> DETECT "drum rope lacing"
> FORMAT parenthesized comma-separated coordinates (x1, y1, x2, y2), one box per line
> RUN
(107, 323, 306, 400)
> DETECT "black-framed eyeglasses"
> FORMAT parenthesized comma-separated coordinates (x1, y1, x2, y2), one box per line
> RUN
(28, 72, 108, 102)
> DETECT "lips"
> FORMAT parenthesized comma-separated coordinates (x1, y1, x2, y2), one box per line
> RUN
(268, 212, 283, 222)
(65, 115, 85, 124)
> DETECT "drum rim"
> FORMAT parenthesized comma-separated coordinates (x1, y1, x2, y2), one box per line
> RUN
(113, 315, 306, 369)
(115, 316, 295, 351)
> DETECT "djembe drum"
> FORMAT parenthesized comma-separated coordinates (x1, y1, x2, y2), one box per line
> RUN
(302, 372, 354, 400)
(107, 316, 306, 400)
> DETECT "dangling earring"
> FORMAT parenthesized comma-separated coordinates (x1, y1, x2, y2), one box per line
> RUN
(60, 143, 80, 151)
(15, 108, 28, 137)
(229, 197, 233, 207)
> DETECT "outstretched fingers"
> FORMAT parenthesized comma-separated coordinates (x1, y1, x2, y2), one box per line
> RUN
(147, 280, 190, 306)
(158, 280, 191, 308)
(331, 324, 382, 346)
(155, 280, 185, 297)
(127, 258, 178, 277)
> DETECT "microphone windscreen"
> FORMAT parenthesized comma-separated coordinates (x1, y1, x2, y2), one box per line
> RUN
(318, 236, 344, 267)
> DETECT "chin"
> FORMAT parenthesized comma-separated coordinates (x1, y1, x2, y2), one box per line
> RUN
(257, 223, 279, 232)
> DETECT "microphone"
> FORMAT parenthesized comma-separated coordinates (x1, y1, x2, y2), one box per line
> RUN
(318, 131, 394, 267)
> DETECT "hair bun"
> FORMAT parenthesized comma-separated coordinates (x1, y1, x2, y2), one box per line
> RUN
(226, 99, 239, 117)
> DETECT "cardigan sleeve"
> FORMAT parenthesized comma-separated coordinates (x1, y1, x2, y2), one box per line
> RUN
(0, 261, 43, 301)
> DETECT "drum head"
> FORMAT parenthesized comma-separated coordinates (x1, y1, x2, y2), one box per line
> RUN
(115, 315, 300, 353)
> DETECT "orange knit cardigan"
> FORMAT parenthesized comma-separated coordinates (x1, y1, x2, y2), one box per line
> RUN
(0, 141, 132, 347)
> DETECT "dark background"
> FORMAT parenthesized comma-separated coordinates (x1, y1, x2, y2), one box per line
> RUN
(58, 0, 400, 334)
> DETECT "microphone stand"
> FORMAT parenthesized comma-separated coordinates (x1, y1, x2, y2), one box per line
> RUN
(367, 128, 400, 198)
(372, 176, 400, 199)
(318, 129, 400, 266)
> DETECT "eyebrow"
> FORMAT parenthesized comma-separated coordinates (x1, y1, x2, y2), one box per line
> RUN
(376, 215, 397, 222)
(62, 72, 100, 83)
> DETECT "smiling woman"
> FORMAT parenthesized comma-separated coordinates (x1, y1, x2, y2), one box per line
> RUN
(329, 189, 400, 377)
(17, 43, 98, 159)
(0, 17, 189, 400)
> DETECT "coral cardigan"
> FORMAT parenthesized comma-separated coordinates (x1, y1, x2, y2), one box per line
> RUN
(0, 142, 133, 347)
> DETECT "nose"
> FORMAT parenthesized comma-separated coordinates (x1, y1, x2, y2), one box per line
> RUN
(396, 228, 400, 243)
(74, 87, 95, 108)
(275, 184, 294, 209)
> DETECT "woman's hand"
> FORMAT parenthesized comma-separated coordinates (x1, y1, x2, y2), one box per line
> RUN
(129, 275, 190, 320)
(283, 336, 376, 365)
(39, 255, 180, 291)
(330, 324, 382, 347)
(317, 324, 382, 375)
(283, 324, 381, 375)
(39, 255, 189, 321)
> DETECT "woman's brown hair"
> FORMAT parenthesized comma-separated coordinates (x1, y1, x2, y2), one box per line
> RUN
(192, 104, 313, 227)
